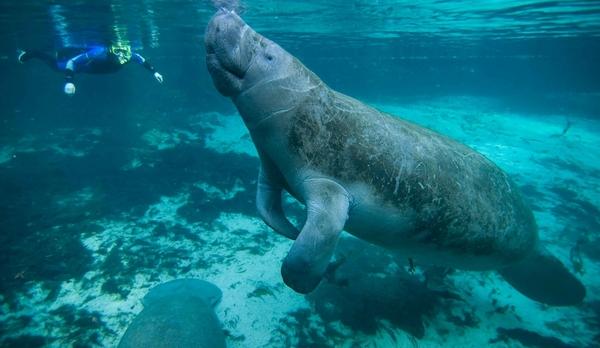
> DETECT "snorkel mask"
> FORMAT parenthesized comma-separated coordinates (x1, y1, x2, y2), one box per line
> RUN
(110, 44, 132, 64)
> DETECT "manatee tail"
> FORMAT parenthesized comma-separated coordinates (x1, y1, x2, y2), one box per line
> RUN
(498, 247, 585, 306)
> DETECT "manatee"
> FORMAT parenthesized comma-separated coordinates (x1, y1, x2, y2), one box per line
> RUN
(117, 279, 226, 348)
(204, 9, 585, 306)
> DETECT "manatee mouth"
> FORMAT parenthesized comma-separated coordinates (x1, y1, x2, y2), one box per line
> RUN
(206, 46, 245, 80)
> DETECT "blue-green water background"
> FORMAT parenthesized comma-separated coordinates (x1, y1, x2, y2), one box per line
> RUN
(1, 0, 600, 347)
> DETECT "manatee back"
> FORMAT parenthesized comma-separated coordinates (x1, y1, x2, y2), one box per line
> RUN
(118, 279, 226, 348)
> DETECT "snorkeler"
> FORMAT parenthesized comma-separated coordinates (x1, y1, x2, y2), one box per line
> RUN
(17, 44, 164, 95)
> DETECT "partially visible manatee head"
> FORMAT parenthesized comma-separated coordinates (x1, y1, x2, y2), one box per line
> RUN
(205, 9, 324, 128)
(142, 279, 222, 307)
(205, 8, 293, 97)
(118, 279, 225, 348)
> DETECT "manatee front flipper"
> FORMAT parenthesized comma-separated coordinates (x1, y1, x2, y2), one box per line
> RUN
(256, 163, 300, 240)
(281, 178, 350, 293)
(499, 247, 585, 306)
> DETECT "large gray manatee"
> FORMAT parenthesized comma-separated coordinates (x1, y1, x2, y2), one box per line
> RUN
(205, 9, 585, 306)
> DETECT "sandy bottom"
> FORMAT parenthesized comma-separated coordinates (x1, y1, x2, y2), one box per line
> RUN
(1, 95, 598, 347)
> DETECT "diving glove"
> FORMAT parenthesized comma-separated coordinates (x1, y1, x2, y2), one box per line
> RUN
(17, 49, 26, 63)
(154, 72, 163, 83)
(64, 82, 76, 95)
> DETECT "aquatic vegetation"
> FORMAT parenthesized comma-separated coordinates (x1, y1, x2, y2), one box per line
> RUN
(152, 222, 203, 242)
(490, 327, 577, 348)
(585, 301, 600, 346)
(99, 241, 130, 298)
(273, 308, 344, 348)
(247, 283, 276, 300)
(231, 229, 277, 256)
(177, 181, 256, 223)
(518, 183, 547, 211)
(95, 230, 209, 299)
(538, 157, 584, 174)
(580, 238, 600, 262)
(0, 335, 48, 348)
(51, 305, 110, 347)
(444, 308, 480, 328)
(549, 184, 600, 233)
(0, 223, 93, 309)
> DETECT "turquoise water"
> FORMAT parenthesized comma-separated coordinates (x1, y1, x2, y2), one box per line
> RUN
(1, 1, 600, 347)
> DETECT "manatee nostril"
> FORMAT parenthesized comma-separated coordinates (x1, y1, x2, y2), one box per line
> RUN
(206, 44, 215, 54)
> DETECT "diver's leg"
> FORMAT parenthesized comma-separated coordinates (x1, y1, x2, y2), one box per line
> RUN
(18, 50, 57, 69)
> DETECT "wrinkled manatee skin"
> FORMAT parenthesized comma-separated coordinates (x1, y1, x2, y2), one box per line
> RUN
(118, 279, 226, 348)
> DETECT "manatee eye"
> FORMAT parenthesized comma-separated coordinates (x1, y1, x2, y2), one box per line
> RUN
(266, 54, 273, 61)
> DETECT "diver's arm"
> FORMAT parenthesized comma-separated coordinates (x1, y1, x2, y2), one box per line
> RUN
(132, 53, 163, 83)
(63, 56, 82, 95)
(63, 47, 107, 95)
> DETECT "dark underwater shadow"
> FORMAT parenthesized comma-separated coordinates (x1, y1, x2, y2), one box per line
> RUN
(305, 237, 462, 341)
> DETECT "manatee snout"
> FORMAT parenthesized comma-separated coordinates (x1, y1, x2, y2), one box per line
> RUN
(205, 9, 243, 52)
(205, 9, 252, 95)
